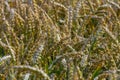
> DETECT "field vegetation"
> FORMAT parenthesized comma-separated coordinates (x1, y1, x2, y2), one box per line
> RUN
(0, 0, 120, 80)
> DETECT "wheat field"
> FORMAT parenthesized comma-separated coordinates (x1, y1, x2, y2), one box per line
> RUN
(0, 0, 120, 80)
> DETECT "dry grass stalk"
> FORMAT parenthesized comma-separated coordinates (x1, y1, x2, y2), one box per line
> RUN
(13, 65, 51, 80)
(0, 55, 11, 64)
(2, 32, 16, 61)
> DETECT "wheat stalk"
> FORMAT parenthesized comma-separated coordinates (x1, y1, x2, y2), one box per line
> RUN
(13, 65, 51, 80)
